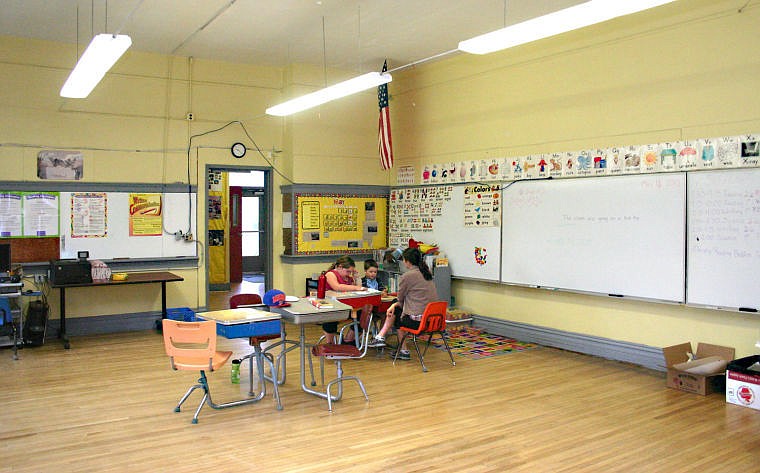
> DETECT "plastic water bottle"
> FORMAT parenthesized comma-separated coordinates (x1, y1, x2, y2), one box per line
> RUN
(231, 359, 240, 384)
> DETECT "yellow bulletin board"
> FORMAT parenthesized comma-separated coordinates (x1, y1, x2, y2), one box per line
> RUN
(294, 193, 387, 255)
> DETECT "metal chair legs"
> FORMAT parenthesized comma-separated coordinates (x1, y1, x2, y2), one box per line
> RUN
(323, 360, 369, 412)
(393, 331, 456, 372)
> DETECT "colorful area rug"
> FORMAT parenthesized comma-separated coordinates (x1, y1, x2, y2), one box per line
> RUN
(423, 326, 540, 360)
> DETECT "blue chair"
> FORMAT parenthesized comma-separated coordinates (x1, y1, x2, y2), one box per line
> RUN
(0, 297, 20, 360)
(0, 298, 11, 327)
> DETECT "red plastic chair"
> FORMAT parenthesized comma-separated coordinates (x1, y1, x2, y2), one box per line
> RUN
(310, 304, 374, 411)
(393, 301, 456, 372)
(229, 293, 263, 308)
(229, 293, 285, 385)
(229, 293, 274, 345)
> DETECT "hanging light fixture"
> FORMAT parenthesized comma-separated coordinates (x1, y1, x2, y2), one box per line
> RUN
(60, 33, 132, 98)
(458, 0, 677, 55)
(265, 71, 392, 117)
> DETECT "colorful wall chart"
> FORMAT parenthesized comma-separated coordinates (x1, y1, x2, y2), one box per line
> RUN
(294, 194, 388, 255)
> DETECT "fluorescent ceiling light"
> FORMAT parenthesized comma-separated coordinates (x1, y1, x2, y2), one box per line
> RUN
(266, 71, 392, 116)
(458, 0, 676, 55)
(60, 33, 132, 98)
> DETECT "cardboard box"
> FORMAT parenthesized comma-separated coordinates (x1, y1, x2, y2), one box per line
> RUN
(663, 342, 735, 395)
(726, 355, 760, 410)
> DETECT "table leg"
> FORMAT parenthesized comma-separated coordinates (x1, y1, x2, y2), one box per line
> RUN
(59, 287, 70, 349)
(262, 325, 299, 386)
(160, 281, 167, 318)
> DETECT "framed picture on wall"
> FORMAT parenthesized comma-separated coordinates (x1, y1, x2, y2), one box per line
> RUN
(37, 150, 84, 180)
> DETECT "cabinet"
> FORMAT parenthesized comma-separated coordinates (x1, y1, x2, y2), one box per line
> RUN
(380, 264, 451, 306)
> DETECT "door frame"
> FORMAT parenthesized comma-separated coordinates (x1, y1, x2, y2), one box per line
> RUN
(204, 164, 272, 304)
(240, 186, 266, 273)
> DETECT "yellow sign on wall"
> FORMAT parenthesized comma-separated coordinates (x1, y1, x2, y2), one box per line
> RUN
(295, 194, 387, 255)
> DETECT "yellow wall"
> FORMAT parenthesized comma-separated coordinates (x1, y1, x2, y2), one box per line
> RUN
(0, 34, 387, 318)
(389, 0, 760, 357)
(3, 0, 759, 358)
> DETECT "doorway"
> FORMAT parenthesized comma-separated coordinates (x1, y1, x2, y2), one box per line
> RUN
(229, 184, 266, 280)
(206, 167, 271, 302)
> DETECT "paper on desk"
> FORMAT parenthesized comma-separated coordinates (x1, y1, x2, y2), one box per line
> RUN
(197, 308, 280, 323)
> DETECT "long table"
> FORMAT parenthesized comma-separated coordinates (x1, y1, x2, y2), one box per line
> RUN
(271, 298, 352, 401)
(50, 271, 184, 349)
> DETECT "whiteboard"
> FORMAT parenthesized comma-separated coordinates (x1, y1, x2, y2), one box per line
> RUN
(501, 174, 686, 302)
(687, 169, 760, 310)
(406, 185, 501, 281)
(59, 192, 197, 260)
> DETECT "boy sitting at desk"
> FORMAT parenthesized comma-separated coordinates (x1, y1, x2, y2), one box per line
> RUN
(361, 259, 386, 294)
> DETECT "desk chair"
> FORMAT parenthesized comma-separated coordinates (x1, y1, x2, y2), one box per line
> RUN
(310, 304, 374, 411)
(393, 301, 456, 372)
(230, 293, 286, 387)
(162, 319, 232, 424)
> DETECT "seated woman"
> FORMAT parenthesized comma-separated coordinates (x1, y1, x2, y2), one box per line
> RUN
(321, 255, 367, 344)
(367, 247, 437, 360)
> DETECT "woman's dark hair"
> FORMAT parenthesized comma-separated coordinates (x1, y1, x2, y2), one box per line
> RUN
(402, 247, 432, 280)
(328, 255, 355, 270)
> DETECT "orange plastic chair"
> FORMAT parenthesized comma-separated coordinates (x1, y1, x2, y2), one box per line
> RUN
(393, 301, 456, 372)
(310, 304, 374, 411)
(162, 319, 232, 424)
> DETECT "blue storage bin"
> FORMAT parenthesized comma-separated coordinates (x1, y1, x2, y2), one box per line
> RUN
(166, 307, 195, 322)
(214, 319, 281, 339)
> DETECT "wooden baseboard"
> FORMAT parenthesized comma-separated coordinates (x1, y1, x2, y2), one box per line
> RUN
(473, 315, 665, 372)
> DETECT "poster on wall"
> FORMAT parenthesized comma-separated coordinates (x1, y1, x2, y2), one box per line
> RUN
(37, 150, 84, 180)
(71, 192, 107, 238)
(129, 193, 162, 236)
(294, 194, 388, 255)
(208, 195, 222, 220)
(396, 165, 416, 185)
(0, 192, 23, 237)
(24, 192, 59, 237)
(463, 184, 501, 227)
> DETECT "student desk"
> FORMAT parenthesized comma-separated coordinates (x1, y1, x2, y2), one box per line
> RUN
(271, 298, 353, 402)
(50, 271, 184, 349)
(195, 307, 283, 410)
(325, 290, 382, 311)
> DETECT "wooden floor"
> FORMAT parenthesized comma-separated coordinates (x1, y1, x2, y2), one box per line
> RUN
(2, 287, 759, 472)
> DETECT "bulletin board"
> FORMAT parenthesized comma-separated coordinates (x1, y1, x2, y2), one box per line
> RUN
(59, 191, 197, 260)
(388, 184, 501, 281)
(294, 193, 387, 255)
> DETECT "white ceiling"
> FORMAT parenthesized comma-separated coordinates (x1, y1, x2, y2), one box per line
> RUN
(0, 0, 585, 72)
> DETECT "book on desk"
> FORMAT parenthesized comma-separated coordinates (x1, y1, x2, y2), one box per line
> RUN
(309, 298, 334, 309)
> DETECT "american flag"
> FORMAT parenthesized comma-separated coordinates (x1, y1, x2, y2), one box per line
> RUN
(378, 60, 393, 170)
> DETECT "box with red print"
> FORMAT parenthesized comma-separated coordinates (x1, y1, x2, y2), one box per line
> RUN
(726, 355, 760, 410)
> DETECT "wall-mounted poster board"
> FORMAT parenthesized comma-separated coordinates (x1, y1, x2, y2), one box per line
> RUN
(292, 193, 388, 255)
(500, 174, 686, 302)
(59, 192, 197, 260)
(389, 184, 501, 281)
(687, 168, 760, 310)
